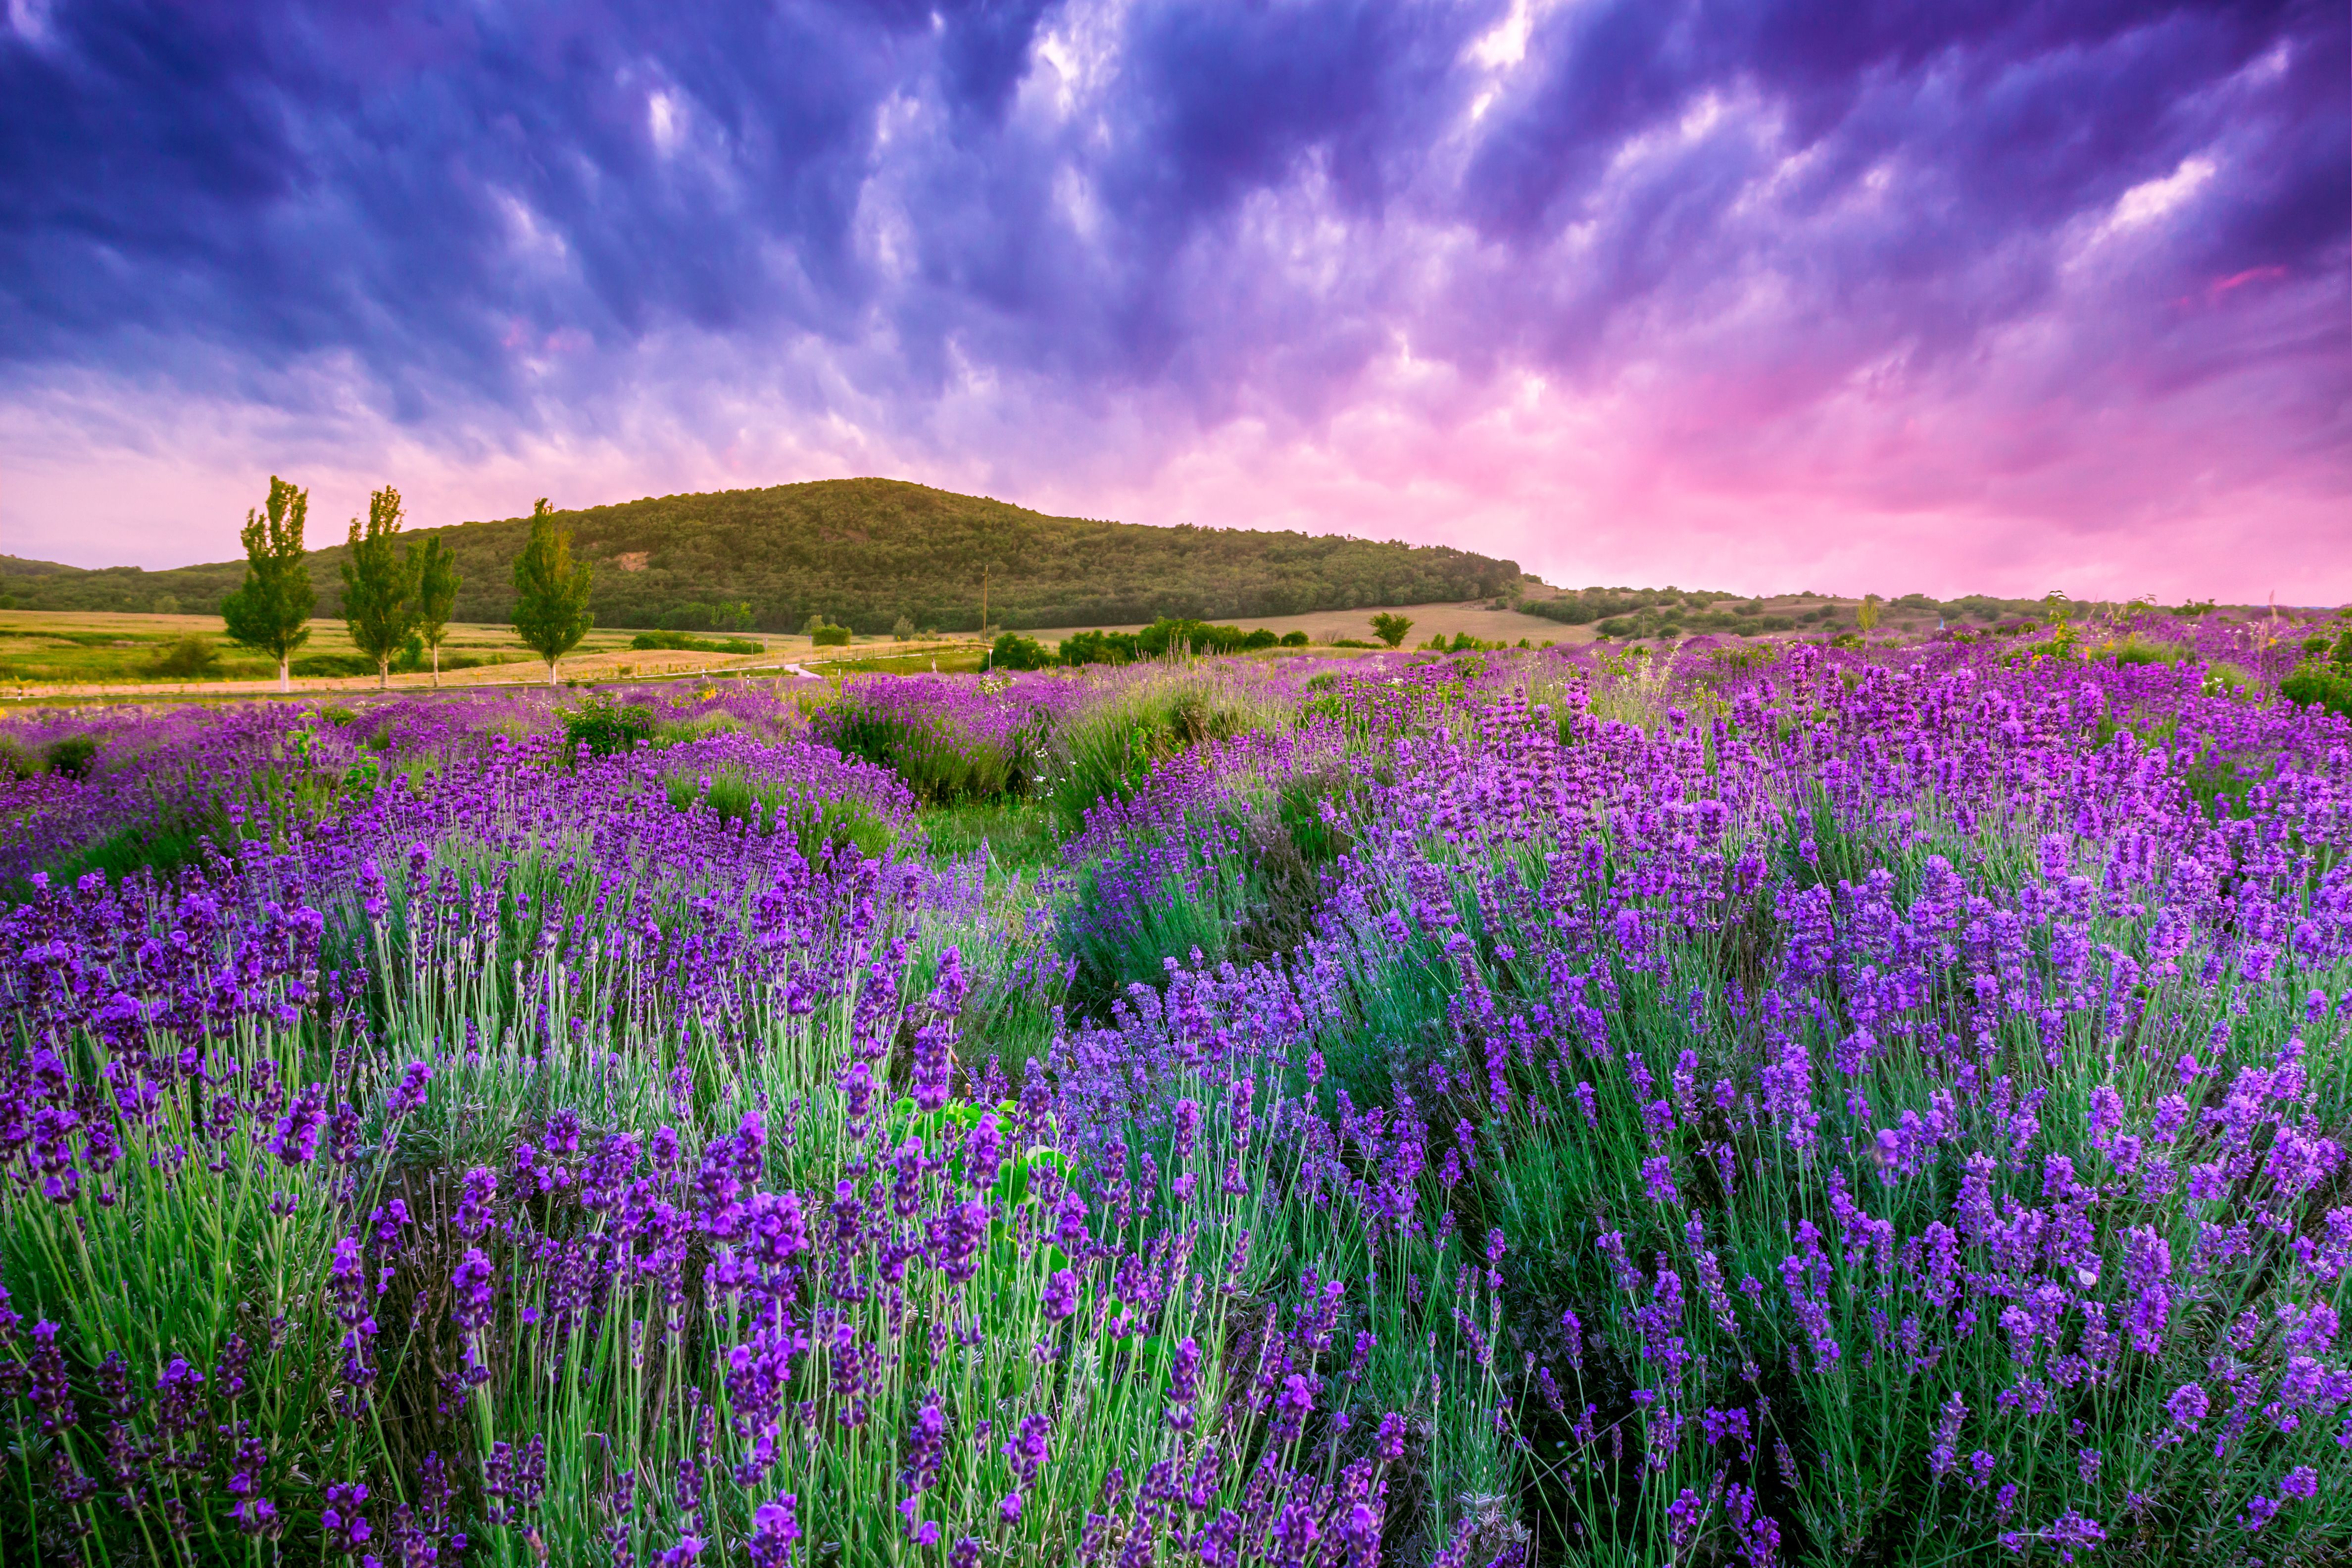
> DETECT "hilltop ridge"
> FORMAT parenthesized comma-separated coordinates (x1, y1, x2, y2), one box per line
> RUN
(0, 478, 1521, 634)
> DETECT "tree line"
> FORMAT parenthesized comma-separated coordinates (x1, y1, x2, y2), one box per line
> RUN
(220, 476, 594, 690)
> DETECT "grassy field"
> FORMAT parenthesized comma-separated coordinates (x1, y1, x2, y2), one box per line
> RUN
(0, 610, 953, 698)
(1, 591, 1951, 701)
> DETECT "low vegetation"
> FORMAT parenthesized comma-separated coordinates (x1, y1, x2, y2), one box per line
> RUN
(0, 608, 2346, 1566)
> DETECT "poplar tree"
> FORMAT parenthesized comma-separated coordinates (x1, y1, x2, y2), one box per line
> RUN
(342, 486, 419, 690)
(511, 498, 594, 685)
(415, 536, 461, 687)
(221, 475, 316, 693)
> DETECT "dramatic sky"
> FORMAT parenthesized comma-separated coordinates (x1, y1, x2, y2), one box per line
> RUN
(2, 0, 2345, 599)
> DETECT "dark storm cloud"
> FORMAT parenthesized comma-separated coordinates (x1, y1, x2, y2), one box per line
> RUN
(0, 0, 2343, 594)
(3, 0, 2339, 402)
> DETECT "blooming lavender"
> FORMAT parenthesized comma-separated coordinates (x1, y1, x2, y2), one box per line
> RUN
(0, 627, 2346, 1564)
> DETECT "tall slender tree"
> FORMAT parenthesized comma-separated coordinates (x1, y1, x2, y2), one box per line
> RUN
(342, 486, 420, 690)
(511, 498, 594, 685)
(221, 476, 316, 693)
(414, 536, 461, 687)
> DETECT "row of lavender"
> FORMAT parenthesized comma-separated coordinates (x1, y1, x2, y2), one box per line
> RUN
(0, 621, 2346, 1565)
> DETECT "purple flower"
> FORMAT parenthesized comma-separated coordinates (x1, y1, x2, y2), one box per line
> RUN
(1042, 1269, 1079, 1323)
(451, 1249, 494, 1334)
(2164, 1382, 2209, 1432)
(386, 1061, 433, 1118)
(1928, 1392, 1966, 1480)
(749, 1497, 800, 1567)
(455, 1167, 497, 1239)
(268, 1083, 327, 1166)
(1640, 1154, 1680, 1206)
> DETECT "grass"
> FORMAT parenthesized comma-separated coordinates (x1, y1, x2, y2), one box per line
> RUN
(919, 799, 1063, 870)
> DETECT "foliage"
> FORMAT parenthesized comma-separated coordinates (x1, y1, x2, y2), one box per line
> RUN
(218, 474, 316, 688)
(560, 694, 658, 757)
(629, 630, 762, 654)
(988, 632, 1053, 670)
(810, 623, 852, 647)
(510, 499, 595, 683)
(341, 485, 421, 688)
(140, 635, 221, 679)
(1060, 629, 1139, 666)
(1369, 611, 1413, 647)
(2280, 659, 2352, 718)
(41, 734, 100, 778)
(414, 535, 462, 684)
(1130, 617, 1281, 657)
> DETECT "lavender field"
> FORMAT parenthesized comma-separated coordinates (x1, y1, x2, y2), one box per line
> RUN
(0, 620, 2346, 1568)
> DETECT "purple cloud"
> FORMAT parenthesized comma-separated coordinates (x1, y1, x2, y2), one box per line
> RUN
(1, 0, 2343, 599)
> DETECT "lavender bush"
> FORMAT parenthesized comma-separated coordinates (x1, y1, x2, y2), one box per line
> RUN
(0, 617, 2346, 1566)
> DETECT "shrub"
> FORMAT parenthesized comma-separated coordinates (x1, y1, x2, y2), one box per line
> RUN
(1241, 628, 1279, 650)
(289, 653, 376, 678)
(1278, 630, 1309, 647)
(2279, 660, 2352, 718)
(631, 630, 761, 654)
(142, 634, 221, 679)
(561, 694, 657, 756)
(811, 624, 852, 647)
(988, 632, 1053, 671)
(1061, 629, 1140, 667)
(42, 734, 101, 777)
(892, 615, 915, 641)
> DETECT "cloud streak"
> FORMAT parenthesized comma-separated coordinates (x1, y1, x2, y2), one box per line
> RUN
(2, 0, 2344, 599)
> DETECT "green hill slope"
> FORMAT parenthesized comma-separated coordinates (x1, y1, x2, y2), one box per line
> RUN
(1, 478, 1521, 634)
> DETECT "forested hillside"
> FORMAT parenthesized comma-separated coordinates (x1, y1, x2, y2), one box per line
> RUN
(1, 479, 1521, 634)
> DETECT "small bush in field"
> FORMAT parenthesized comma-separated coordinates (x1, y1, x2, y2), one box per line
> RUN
(143, 634, 221, 678)
(561, 693, 657, 755)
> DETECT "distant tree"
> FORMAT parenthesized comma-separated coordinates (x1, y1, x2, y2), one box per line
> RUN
(1856, 594, 1882, 632)
(152, 594, 180, 616)
(414, 536, 461, 687)
(221, 475, 316, 693)
(892, 614, 915, 642)
(511, 499, 594, 685)
(342, 485, 420, 690)
(800, 612, 829, 636)
(1370, 612, 1413, 648)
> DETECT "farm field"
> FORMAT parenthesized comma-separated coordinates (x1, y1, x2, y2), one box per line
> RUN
(0, 591, 2011, 702)
(0, 610, 2347, 1567)
(0, 611, 958, 700)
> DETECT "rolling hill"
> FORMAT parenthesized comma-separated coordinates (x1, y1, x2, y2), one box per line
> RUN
(0, 478, 1522, 635)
